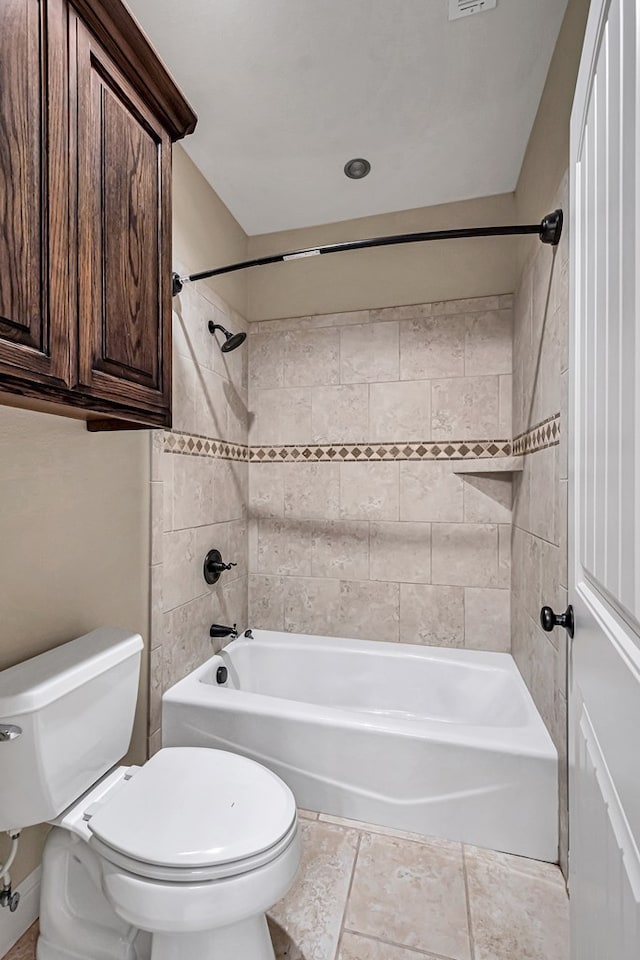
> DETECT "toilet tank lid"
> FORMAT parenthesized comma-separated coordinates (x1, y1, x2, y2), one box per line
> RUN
(0, 628, 143, 718)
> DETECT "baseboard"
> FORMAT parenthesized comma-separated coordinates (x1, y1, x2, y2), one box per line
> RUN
(0, 867, 41, 958)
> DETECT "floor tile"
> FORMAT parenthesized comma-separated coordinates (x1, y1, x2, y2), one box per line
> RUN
(5, 922, 38, 960)
(268, 819, 360, 960)
(464, 845, 569, 960)
(344, 833, 471, 960)
(318, 814, 461, 851)
(339, 931, 442, 960)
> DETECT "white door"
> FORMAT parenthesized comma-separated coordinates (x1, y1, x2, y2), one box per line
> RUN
(570, 0, 640, 955)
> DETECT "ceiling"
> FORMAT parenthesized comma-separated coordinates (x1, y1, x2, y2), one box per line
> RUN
(127, 0, 568, 236)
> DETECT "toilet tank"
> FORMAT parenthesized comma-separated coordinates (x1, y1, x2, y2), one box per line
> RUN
(0, 628, 143, 831)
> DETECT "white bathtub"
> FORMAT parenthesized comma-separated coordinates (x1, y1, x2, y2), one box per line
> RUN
(162, 630, 558, 861)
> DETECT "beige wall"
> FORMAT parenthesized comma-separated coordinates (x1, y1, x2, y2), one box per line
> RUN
(0, 410, 150, 886)
(515, 0, 590, 265)
(247, 194, 517, 322)
(172, 145, 249, 317)
(248, 296, 513, 649)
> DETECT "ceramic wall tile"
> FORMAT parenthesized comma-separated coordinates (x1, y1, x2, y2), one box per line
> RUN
(283, 576, 342, 636)
(371, 303, 432, 323)
(370, 521, 431, 583)
(399, 583, 465, 646)
(499, 374, 513, 438)
(431, 376, 500, 441)
(248, 332, 284, 391)
(465, 309, 512, 376)
(312, 384, 369, 443)
(340, 321, 399, 383)
(253, 387, 312, 445)
(335, 579, 400, 642)
(172, 454, 215, 530)
(249, 574, 285, 631)
(399, 314, 466, 381)
(150, 287, 250, 745)
(257, 519, 312, 577)
(340, 462, 400, 521)
(194, 366, 228, 439)
(431, 523, 499, 587)
(464, 587, 510, 652)
(311, 521, 370, 580)
(246, 294, 515, 660)
(462, 474, 512, 524)
(369, 381, 430, 443)
(399, 461, 464, 522)
(284, 328, 340, 387)
(284, 462, 341, 520)
(510, 172, 570, 874)
(249, 462, 285, 519)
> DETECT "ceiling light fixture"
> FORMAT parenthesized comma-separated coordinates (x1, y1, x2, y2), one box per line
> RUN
(344, 158, 371, 179)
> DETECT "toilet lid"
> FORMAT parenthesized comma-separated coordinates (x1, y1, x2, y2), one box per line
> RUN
(87, 747, 297, 869)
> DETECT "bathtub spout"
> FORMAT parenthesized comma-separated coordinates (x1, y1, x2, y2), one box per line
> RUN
(210, 623, 238, 640)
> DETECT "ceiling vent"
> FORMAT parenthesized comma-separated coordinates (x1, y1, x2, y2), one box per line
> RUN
(448, 0, 497, 21)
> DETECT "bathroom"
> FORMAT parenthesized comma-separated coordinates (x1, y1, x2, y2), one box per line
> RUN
(1, 0, 638, 957)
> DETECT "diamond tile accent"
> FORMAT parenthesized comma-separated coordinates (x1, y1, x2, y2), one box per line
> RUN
(513, 413, 561, 456)
(249, 439, 514, 463)
(164, 431, 525, 465)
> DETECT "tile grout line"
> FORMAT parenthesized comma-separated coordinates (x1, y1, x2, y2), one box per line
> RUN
(342, 927, 461, 960)
(461, 845, 477, 960)
(334, 832, 362, 960)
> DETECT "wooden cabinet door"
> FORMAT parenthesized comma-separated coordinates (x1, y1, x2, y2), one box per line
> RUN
(0, 0, 70, 390)
(71, 16, 172, 423)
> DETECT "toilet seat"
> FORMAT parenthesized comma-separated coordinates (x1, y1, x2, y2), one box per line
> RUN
(90, 818, 299, 882)
(84, 747, 297, 882)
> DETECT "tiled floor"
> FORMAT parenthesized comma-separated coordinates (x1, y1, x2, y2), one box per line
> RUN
(6, 811, 568, 960)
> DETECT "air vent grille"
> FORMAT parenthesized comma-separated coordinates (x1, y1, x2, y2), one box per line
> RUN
(448, 0, 497, 21)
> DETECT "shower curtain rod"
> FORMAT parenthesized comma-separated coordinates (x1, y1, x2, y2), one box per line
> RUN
(171, 208, 563, 297)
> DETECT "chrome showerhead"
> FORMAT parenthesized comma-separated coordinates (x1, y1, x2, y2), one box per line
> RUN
(208, 322, 247, 352)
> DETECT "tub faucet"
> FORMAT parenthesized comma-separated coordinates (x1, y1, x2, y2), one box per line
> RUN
(210, 623, 238, 640)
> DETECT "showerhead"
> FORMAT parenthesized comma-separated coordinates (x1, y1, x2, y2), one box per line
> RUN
(208, 322, 247, 352)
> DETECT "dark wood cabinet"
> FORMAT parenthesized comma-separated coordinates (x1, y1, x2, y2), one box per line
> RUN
(72, 16, 172, 420)
(0, 0, 70, 392)
(0, 0, 196, 427)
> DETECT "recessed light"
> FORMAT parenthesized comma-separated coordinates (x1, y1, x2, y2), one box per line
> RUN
(344, 158, 371, 179)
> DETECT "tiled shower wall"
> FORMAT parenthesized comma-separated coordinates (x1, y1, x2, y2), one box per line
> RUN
(511, 172, 569, 871)
(247, 296, 513, 650)
(148, 280, 249, 752)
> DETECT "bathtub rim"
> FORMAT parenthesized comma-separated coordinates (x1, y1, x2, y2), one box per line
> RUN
(162, 630, 557, 762)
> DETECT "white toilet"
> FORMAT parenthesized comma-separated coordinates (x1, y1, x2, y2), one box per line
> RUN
(0, 628, 301, 960)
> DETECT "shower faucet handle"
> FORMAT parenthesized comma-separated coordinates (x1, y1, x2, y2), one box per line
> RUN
(203, 549, 237, 584)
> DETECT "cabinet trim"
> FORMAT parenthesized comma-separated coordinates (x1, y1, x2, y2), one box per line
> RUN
(69, 0, 197, 141)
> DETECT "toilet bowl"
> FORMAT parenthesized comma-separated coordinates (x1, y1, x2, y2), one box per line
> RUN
(39, 747, 300, 960)
(0, 628, 301, 960)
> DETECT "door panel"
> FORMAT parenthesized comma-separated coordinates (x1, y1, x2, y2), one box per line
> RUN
(73, 17, 171, 418)
(0, 0, 69, 386)
(570, 0, 640, 954)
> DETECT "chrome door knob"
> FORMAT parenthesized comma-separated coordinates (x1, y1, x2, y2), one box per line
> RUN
(540, 604, 575, 639)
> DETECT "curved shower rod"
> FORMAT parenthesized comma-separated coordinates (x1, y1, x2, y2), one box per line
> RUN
(171, 208, 563, 297)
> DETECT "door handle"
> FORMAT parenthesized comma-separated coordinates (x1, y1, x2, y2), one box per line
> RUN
(540, 604, 574, 639)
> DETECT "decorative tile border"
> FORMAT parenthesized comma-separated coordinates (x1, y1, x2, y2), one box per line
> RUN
(512, 414, 561, 456)
(162, 421, 561, 464)
(162, 430, 249, 461)
(249, 439, 512, 463)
